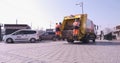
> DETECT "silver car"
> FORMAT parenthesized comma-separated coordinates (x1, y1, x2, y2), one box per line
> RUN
(3, 29, 40, 43)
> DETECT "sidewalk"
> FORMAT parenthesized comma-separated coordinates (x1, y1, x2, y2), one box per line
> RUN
(96, 39, 120, 42)
(96, 39, 109, 42)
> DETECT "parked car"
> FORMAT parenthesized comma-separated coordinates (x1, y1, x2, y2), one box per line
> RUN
(39, 32, 56, 41)
(3, 29, 40, 43)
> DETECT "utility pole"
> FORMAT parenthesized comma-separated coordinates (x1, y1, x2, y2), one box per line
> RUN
(16, 19, 18, 24)
(50, 21, 51, 29)
(76, 2, 84, 14)
(0, 24, 3, 41)
(31, 22, 32, 29)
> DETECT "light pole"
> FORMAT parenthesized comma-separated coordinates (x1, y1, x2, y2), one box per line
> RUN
(16, 19, 19, 24)
(0, 23, 3, 41)
(76, 2, 84, 14)
(50, 21, 51, 29)
(31, 22, 32, 29)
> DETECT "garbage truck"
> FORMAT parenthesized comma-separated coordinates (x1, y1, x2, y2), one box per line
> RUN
(61, 14, 98, 43)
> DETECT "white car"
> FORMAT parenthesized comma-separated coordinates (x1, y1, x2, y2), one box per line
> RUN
(3, 29, 40, 43)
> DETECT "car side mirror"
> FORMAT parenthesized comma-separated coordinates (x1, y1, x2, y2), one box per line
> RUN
(96, 25, 99, 30)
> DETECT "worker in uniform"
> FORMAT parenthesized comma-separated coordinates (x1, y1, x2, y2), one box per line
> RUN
(58, 22, 62, 40)
(73, 18, 80, 39)
(55, 23, 61, 40)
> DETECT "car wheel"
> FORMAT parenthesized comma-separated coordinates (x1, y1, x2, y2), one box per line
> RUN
(30, 38, 36, 43)
(39, 37, 42, 41)
(93, 39, 96, 43)
(6, 38, 14, 43)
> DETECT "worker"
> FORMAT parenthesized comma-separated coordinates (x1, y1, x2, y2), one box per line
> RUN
(59, 22, 62, 28)
(73, 18, 80, 38)
(59, 22, 62, 40)
(55, 23, 61, 40)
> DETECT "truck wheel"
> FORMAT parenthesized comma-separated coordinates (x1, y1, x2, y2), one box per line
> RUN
(83, 39, 89, 43)
(67, 39, 74, 43)
(82, 34, 90, 43)
(93, 39, 96, 43)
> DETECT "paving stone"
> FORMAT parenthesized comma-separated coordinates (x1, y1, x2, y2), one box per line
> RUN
(0, 41, 120, 63)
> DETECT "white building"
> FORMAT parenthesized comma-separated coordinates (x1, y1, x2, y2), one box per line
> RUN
(113, 25, 120, 40)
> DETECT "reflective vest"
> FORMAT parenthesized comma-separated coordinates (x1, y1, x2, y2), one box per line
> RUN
(56, 24, 59, 28)
(73, 22, 79, 27)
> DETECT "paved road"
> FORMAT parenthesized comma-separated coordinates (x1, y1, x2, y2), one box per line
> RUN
(0, 40, 120, 63)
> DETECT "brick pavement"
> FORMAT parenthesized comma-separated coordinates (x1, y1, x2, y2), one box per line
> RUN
(0, 41, 120, 63)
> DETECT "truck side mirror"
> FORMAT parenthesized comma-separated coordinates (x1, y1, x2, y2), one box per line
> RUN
(94, 25, 99, 30)
(96, 25, 99, 30)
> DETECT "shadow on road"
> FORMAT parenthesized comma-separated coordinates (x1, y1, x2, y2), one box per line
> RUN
(64, 41, 120, 46)
(4, 40, 53, 44)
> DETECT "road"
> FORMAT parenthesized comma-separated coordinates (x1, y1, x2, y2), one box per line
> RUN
(0, 40, 120, 63)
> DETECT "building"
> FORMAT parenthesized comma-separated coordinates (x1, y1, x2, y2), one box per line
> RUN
(0, 24, 3, 41)
(46, 29, 54, 32)
(4, 24, 31, 35)
(103, 27, 117, 40)
(114, 25, 120, 40)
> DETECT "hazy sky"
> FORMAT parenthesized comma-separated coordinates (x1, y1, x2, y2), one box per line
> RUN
(0, 0, 120, 30)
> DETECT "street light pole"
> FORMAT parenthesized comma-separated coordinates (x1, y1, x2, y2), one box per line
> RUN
(81, 2, 84, 14)
(0, 23, 3, 41)
(76, 2, 84, 14)
(50, 21, 51, 29)
(16, 19, 18, 24)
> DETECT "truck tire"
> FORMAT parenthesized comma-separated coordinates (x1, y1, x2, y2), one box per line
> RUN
(92, 34, 96, 43)
(83, 39, 89, 43)
(82, 34, 89, 43)
(93, 39, 96, 43)
(67, 39, 74, 43)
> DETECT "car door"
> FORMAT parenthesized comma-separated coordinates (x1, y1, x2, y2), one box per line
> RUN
(11, 31, 23, 41)
(12, 30, 28, 42)
(20, 31, 29, 41)
(23, 30, 36, 41)
(42, 32, 49, 40)
(47, 32, 54, 39)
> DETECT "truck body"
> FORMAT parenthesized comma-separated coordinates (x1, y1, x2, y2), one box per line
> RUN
(61, 14, 97, 43)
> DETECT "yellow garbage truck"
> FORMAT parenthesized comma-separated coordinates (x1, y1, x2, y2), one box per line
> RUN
(61, 14, 98, 43)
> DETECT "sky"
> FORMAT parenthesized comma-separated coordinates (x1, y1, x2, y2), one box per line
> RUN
(0, 0, 120, 31)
